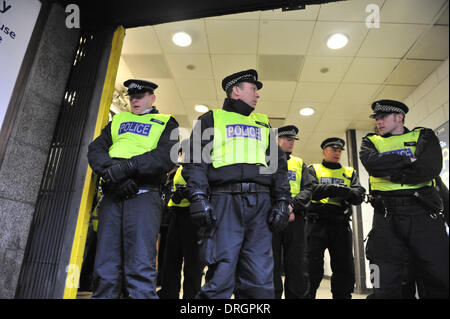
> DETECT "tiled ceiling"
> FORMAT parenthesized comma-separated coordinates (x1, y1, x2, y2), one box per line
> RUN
(114, 0, 449, 165)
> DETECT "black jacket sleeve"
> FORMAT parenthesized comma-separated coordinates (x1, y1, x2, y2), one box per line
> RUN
(390, 128, 443, 184)
(181, 111, 213, 197)
(291, 162, 317, 213)
(359, 134, 411, 178)
(269, 139, 290, 201)
(87, 122, 115, 175)
(345, 170, 366, 205)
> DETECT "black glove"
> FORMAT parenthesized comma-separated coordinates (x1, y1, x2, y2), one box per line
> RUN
(102, 158, 138, 183)
(325, 184, 351, 198)
(345, 188, 364, 205)
(114, 178, 139, 199)
(171, 186, 187, 204)
(268, 199, 290, 233)
(189, 194, 216, 229)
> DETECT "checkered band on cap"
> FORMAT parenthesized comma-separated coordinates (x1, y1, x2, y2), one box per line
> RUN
(373, 102, 405, 114)
(278, 130, 297, 137)
(224, 74, 257, 92)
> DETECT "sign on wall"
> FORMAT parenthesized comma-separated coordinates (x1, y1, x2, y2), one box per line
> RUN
(435, 121, 449, 187)
(0, 0, 41, 129)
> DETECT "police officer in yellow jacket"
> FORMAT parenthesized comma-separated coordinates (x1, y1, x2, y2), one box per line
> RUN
(158, 140, 203, 299)
(87, 79, 179, 298)
(307, 137, 365, 299)
(360, 99, 449, 298)
(272, 125, 316, 299)
(182, 69, 291, 299)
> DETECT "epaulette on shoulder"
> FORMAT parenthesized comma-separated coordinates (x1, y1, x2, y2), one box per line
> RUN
(411, 126, 427, 131)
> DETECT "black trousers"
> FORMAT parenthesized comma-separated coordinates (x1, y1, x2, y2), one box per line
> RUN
(159, 206, 203, 299)
(196, 192, 274, 299)
(307, 216, 355, 299)
(272, 215, 309, 299)
(92, 191, 161, 299)
(366, 203, 449, 299)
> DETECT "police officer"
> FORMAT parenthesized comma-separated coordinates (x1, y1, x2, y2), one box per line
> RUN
(87, 79, 179, 298)
(158, 139, 203, 299)
(272, 125, 315, 299)
(307, 137, 365, 299)
(182, 69, 291, 299)
(360, 99, 449, 299)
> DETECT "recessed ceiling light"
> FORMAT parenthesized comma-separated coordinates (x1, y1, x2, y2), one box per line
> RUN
(299, 107, 315, 116)
(195, 104, 209, 113)
(326, 33, 348, 50)
(172, 32, 192, 47)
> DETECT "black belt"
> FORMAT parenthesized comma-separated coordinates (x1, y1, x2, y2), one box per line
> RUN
(211, 182, 270, 194)
(372, 195, 419, 207)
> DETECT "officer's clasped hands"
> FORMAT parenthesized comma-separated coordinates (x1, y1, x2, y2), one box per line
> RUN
(102, 158, 138, 183)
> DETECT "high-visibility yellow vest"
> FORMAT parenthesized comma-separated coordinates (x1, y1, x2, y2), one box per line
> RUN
(167, 166, 190, 208)
(367, 128, 433, 192)
(109, 112, 171, 159)
(288, 155, 303, 198)
(311, 163, 354, 207)
(210, 109, 270, 168)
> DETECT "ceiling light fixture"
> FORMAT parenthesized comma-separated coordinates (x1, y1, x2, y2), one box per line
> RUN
(299, 107, 315, 116)
(326, 33, 348, 50)
(172, 32, 192, 47)
(195, 104, 209, 113)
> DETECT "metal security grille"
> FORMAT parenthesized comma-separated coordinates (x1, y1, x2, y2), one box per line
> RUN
(15, 31, 107, 299)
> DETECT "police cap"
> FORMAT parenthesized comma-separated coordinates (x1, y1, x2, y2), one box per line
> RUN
(222, 69, 263, 93)
(321, 137, 345, 150)
(123, 79, 158, 95)
(369, 99, 409, 118)
(277, 125, 299, 140)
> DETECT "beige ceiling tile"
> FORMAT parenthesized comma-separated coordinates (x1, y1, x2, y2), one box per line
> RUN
(149, 78, 184, 113)
(286, 102, 329, 131)
(318, 0, 385, 22)
(259, 81, 297, 102)
(328, 83, 380, 117)
(258, 55, 303, 81)
(211, 55, 257, 80)
(357, 24, 427, 58)
(154, 20, 209, 54)
(122, 26, 162, 54)
(258, 20, 315, 55)
(207, 11, 260, 20)
(315, 116, 352, 133)
(343, 57, 401, 84)
(381, 0, 448, 24)
(115, 57, 134, 87)
(300, 56, 353, 82)
(293, 82, 339, 103)
(175, 79, 217, 100)
(166, 54, 213, 79)
(260, 6, 320, 20)
(348, 120, 377, 131)
(376, 85, 417, 102)
(122, 54, 172, 78)
(408, 26, 449, 60)
(206, 20, 259, 54)
(387, 59, 443, 85)
(254, 101, 290, 118)
(307, 21, 369, 57)
(435, 7, 449, 25)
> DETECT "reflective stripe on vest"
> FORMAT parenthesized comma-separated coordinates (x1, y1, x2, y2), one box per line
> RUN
(288, 156, 303, 198)
(168, 166, 190, 207)
(211, 109, 270, 168)
(311, 163, 354, 207)
(367, 129, 432, 192)
(109, 112, 171, 159)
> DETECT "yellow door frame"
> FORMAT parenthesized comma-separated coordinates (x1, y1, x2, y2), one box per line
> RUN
(63, 25, 125, 299)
